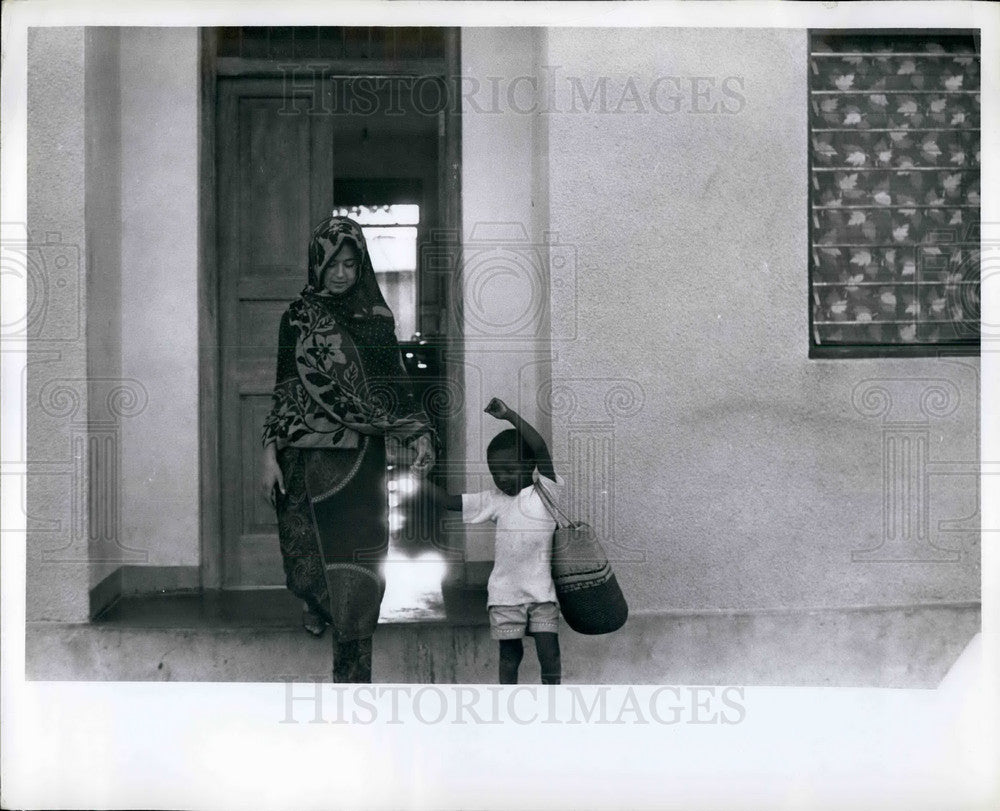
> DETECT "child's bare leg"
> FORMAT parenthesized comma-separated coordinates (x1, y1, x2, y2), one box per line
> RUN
(534, 632, 561, 685)
(498, 639, 524, 684)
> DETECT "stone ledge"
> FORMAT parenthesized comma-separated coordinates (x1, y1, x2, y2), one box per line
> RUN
(26, 600, 979, 687)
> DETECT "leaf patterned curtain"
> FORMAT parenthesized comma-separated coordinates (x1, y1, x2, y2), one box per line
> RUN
(809, 33, 980, 350)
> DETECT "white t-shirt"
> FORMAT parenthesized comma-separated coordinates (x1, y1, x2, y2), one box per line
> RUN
(462, 470, 564, 607)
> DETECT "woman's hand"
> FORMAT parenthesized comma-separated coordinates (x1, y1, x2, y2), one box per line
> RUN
(484, 397, 510, 420)
(410, 433, 436, 476)
(261, 443, 285, 508)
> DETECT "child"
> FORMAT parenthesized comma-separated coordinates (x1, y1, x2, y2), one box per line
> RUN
(429, 397, 563, 685)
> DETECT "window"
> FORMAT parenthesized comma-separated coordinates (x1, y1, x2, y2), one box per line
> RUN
(808, 31, 980, 357)
(333, 172, 424, 340)
(334, 203, 420, 272)
(331, 203, 420, 340)
(216, 26, 446, 61)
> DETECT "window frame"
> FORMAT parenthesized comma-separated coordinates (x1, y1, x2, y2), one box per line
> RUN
(806, 28, 981, 359)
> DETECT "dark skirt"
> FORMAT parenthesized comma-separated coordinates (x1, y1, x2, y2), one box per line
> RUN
(275, 436, 389, 642)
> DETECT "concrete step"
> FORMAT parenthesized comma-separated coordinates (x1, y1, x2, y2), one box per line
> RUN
(26, 592, 979, 687)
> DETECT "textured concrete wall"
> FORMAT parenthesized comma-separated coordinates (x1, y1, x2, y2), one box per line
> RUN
(28, 28, 202, 620)
(460, 29, 554, 565)
(27, 27, 978, 618)
(85, 28, 123, 589)
(26, 604, 980, 686)
(120, 28, 200, 566)
(542, 28, 980, 611)
(27, 28, 91, 621)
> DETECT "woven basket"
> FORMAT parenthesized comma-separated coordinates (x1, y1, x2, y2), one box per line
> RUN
(536, 483, 628, 635)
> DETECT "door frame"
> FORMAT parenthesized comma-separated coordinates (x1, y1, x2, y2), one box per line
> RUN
(197, 28, 463, 589)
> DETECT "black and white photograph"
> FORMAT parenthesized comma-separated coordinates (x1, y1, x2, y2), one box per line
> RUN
(2, 1, 997, 809)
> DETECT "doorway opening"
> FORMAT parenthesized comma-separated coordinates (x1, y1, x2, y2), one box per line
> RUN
(199, 27, 465, 621)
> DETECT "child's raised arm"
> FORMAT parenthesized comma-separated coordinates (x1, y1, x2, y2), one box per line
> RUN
(484, 397, 557, 481)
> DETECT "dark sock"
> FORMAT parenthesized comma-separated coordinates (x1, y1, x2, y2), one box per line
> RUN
(498, 639, 524, 684)
(534, 632, 561, 685)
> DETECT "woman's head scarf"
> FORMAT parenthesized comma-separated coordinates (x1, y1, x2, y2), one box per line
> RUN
(304, 216, 392, 317)
(286, 215, 433, 444)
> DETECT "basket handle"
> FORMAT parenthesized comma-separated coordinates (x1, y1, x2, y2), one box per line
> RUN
(533, 480, 574, 530)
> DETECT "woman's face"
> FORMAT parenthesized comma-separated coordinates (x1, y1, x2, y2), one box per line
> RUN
(320, 240, 360, 295)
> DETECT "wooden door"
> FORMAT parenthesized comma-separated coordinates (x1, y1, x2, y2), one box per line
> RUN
(217, 77, 334, 587)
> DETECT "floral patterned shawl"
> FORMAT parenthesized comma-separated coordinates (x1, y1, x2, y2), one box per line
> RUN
(261, 216, 434, 450)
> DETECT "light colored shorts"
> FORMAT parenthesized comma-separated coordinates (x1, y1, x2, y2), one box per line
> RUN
(488, 601, 560, 640)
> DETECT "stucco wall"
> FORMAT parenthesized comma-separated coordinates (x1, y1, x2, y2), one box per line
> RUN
(85, 28, 123, 589)
(119, 28, 200, 567)
(27, 27, 979, 617)
(460, 28, 554, 565)
(541, 28, 979, 611)
(27, 28, 91, 620)
(27, 27, 201, 617)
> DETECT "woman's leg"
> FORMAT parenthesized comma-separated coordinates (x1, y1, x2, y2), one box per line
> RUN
(306, 442, 387, 684)
(302, 602, 329, 637)
(498, 639, 524, 684)
(533, 633, 561, 685)
(333, 636, 373, 683)
(276, 448, 332, 625)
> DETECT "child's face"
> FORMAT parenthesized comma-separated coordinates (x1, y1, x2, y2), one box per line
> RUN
(487, 447, 533, 496)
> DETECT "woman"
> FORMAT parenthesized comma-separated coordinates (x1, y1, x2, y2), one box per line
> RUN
(259, 215, 436, 683)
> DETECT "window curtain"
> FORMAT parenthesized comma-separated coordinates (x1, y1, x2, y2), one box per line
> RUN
(809, 33, 980, 350)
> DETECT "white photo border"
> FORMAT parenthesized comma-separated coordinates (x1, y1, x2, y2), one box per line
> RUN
(2, 2, 997, 809)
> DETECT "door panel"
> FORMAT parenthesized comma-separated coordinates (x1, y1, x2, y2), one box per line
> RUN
(239, 397, 285, 584)
(239, 301, 288, 352)
(244, 101, 312, 269)
(219, 78, 333, 588)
